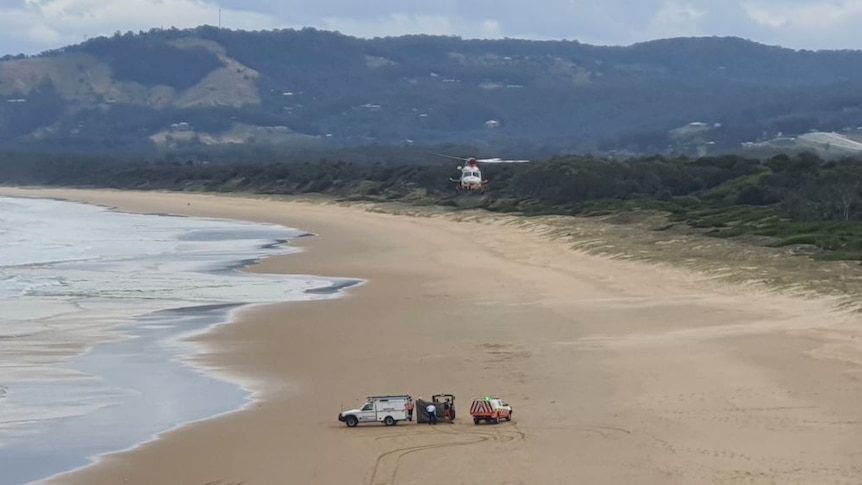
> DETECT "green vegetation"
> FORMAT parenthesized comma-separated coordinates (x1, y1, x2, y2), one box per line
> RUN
(2, 150, 861, 261)
(3, 27, 862, 156)
(75, 32, 223, 89)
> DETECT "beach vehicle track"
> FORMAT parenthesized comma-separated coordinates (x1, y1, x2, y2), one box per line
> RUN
(372, 421, 525, 443)
(521, 423, 632, 440)
(368, 435, 487, 485)
(368, 423, 525, 484)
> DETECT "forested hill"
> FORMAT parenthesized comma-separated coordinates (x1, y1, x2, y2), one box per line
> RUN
(3, 26, 862, 157)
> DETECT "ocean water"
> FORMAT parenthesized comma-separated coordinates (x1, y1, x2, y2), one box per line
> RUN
(0, 196, 360, 485)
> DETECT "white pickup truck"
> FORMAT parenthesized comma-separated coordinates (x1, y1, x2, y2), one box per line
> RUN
(338, 395, 412, 427)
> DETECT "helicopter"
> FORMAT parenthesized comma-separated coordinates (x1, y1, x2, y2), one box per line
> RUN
(448, 156, 489, 194)
(435, 153, 529, 194)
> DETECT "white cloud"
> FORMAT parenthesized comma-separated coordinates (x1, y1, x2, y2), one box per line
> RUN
(0, 0, 280, 54)
(739, 0, 862, 49)
(647, 0, 709, 37)
(321, 14, 456, 38)
(480, 19, 503, 38)
(319, 13, 507, 39)
(26, 21, 64, 44)
(740, 2, 789, 28)
(3, 0, 862, 56)
(743, 0, 862, 30)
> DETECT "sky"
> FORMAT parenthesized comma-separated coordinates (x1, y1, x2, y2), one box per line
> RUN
(2, 0, 862, 56)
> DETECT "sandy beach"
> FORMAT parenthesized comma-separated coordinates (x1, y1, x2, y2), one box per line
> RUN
(2, 187, 861, 485)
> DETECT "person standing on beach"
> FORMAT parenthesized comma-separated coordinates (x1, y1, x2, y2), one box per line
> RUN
(426, 403, 437, 425)
(406, 399, 415, 421)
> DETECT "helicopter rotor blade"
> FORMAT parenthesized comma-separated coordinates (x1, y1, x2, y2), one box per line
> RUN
(430, 152, 470, 161)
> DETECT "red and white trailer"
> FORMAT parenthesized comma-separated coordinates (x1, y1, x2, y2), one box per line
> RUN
(469, 397, 513, 424)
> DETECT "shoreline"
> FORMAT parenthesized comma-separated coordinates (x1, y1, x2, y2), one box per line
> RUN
(15, 303, 249, 485)
(0, 193, 361, 485)
(2, 187, 861, 485)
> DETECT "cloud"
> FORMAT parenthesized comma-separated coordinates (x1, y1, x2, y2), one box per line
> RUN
(319, 13, 505, 39)
(738, 0, 862, 49)
(0, 0, 280, 55)
(741, 2, 790, 28)
(646, 0, 709, 38)
(2, 0, 862, 56)
(741, 0, 862, 31)
(320, 14, 456, 38)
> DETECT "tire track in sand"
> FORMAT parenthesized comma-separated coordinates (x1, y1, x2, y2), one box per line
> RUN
(368, 423, 525, 485)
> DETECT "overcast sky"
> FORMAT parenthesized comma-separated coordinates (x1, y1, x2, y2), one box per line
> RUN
(2, 0, 862, 56)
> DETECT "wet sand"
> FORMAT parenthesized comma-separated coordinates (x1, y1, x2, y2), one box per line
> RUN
(2, 187, 861, 485)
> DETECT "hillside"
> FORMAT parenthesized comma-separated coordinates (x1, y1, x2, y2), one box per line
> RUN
(3, 27, 862, 157)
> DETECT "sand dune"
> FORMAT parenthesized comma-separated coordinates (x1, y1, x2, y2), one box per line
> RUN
(1, 187, 861, 485)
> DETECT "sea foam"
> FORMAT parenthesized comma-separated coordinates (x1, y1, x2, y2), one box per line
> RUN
(0, 196, 358, 485)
